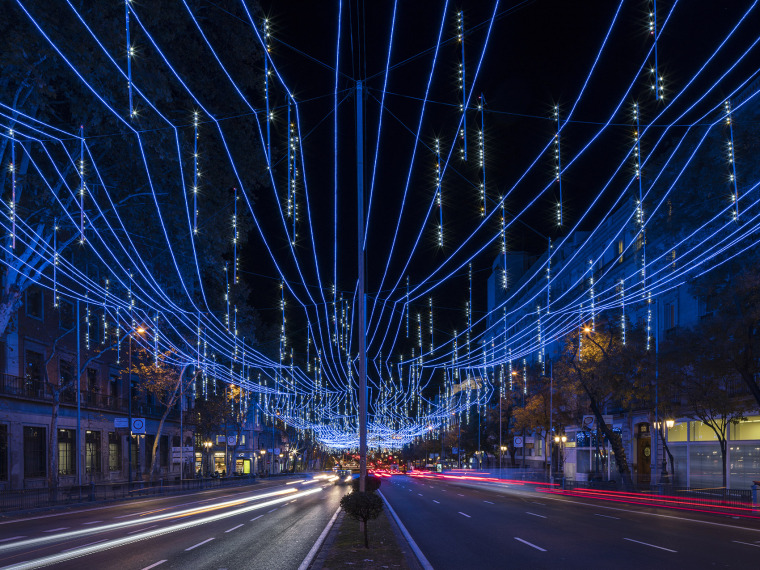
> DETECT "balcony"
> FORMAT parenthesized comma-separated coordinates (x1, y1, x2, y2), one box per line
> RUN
(0, 373, 173, 417)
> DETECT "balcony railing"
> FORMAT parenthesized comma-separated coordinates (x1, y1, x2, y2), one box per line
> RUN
(0, 373, 177, 419)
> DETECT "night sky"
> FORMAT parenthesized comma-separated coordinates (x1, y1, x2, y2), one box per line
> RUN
(236, 0, 760, 366)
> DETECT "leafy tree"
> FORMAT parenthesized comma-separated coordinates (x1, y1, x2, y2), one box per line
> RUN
(688, 257, 760, 408)
(662, 327, 752, 487)
(130, 347, 197, 480)
(0, 0, 268, 339)
(556, 317, 648, 489)
(340, 491, 384, 549)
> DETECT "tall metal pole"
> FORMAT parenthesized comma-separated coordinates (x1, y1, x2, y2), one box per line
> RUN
(76, 300, 82, 491)
(128, 332, 132, 484)
(357, 80, 367, 493)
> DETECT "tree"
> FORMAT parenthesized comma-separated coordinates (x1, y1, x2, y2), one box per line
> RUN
(555, 317, 648, 489)
(130, 347, 196, 480)
(688, 257, 760, 408)
(662, 327, 752, 487)
(0, 0, 267, 340)
(340, 491, 384, 549)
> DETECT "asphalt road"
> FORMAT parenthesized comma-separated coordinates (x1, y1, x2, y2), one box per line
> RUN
(0, 476, 342, 569)
(381, 474, 760, 569)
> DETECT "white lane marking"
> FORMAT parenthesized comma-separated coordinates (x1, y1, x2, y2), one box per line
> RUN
(526, 512, 546, 519)
(0, 536, 25, 543)
(267, 508, 278, 513)
(541, 494, 760, 534)
(185, 537, 215, 551)
(141, 560, 167, 570)
(298, 507, 341, 570)
(82, 521, 102, 525)
(514, 537, 547, 552)
(433, 500, 440, 504)
(251, 515, 264, 521)
(623, 538, 677, 553)
(127, 525, 157, 535)
(42, 528, 69, 533)
(531, 502, 545, 506)
(225, 524, 244, 533)
(441, 489, 446, 492)
(378, 491, 433, 570)
(458, 512, 471, 518)
(429, 486, 434, 488)
(732, 540, 760, 548)
(595, 513, 620, 520)
(62, 539, 107, 552)
(457, 493, 464, 497)
(483, 500, 494, 505)
(418, 493, 423, 496)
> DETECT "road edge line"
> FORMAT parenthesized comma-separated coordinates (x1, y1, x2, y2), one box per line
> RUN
(378, 490, 434, 570)
(298, 506, 340, 570)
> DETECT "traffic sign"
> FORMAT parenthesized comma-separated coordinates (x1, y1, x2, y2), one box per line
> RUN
(114, 418, 128, 429)
(131, 418, 146, 434)
(513, 436, 524, 448)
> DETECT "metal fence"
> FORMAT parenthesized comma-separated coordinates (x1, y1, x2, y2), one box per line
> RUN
(0, 475, 262, 513)
(561, 480, 754, 509)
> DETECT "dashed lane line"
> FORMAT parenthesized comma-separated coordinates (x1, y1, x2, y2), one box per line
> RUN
(82, 521, 102, 525)
(185, 537, 215, 551)
(225, 524, 244, 533)
(526, 512, 546, 519)
(732, 540, 760, 548)
(433, 500, 440, 504)
(140, 560, 167, 570)
(251, 515, 264, 521)
(42, 528, 69, 533)
(514, 537, 546, 552)
(623, 538, 677, 553)
(595, 514, 620, 520)
(0, 537, 25, 543)
(458, 512, 471, 518)
(457, 494, 464, 497)
(267, 508, 278, 513)
(62, 539, 107, 552)
(127, 525, 157, 535)
(483, 500, 495, 505)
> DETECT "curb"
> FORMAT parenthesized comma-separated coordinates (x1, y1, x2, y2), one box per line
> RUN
(378, 490, 434, 570)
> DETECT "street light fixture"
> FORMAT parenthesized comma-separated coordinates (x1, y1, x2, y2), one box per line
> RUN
(127, 325, 147, 485)
(203, 440, 212, 475)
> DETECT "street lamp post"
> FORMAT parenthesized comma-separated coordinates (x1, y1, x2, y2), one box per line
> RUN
(554, 434, 567, 484)
(203, 441, 212, 476)
(126, 326, 145, 485)
(500, 445, 507, 478)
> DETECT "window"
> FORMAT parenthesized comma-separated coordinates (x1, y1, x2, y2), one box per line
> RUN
(24, 350, 44, 397)
(160, 435, 169, 468)
(59, 300, 75, 330)
(698, 295, 717, 319)
(59, 360, 75, 403)
(89, 311, 101, 345)
(671, 249, 677, 271)
(109, 374, 120, 404)
(23, 426, 46, 478)
(87, 368, 98, 393)
(58, 429, 76, 475)
(85, 430, 101, 474)
(664, 301, 677, 331)
(108, 432, 121, 471)
(617, 239, 624, 264)
(635, 232, 643, 251)
(0, 340, 6, 375)
(0, 425, 7, 481)
(25, 286, 43, 320)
